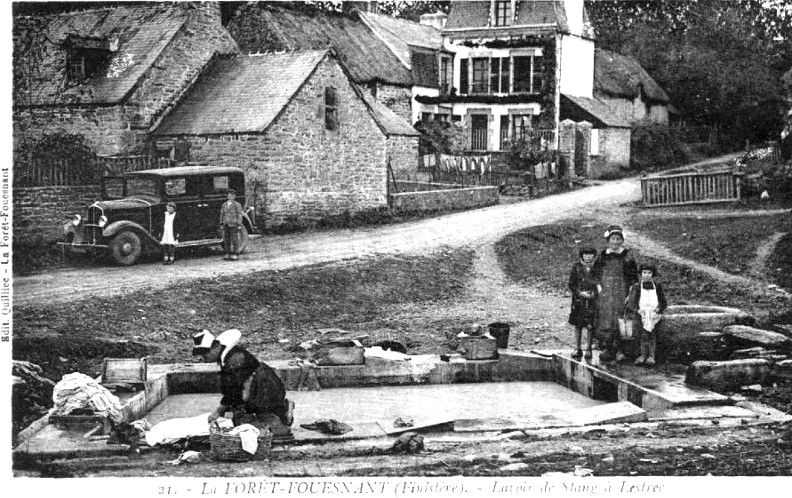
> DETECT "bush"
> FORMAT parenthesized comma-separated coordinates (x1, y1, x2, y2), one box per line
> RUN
(630, 123, 693, 172)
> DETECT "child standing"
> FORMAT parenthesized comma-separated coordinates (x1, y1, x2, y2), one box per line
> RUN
(568, 247, 600, 360)
(219, 189, 244, 261)
(593, 225, 638, 362)
(160, 202, 178, 265)
(625, 264, 668, 366)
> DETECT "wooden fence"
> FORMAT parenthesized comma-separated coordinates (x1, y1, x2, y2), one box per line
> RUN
(14, 154, 173, 188)
(641, 170, 742, 207)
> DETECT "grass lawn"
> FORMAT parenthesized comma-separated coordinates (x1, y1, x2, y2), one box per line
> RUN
(13, 248, 475, 382)
(628, 213, 792, 281)
(495, 218, 792, 327)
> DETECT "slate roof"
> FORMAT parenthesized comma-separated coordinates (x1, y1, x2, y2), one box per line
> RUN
(445, 1, 565, 31)
(227, 4, 412, 87)
(444, 1, 595, 37)
(15, 4, 187, 106)
(154, 51, 329, 136)
(358, 11, 443, 50)
(594, 49, 670, 104)
(561, 94, 631, 128)
(359, 92, 420, 137)
(154, 50, 418, 138)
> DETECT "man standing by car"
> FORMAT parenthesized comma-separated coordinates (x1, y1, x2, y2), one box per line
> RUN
(219, 189, 244, 261)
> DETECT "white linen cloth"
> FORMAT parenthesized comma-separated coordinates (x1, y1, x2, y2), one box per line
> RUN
(145, 412, 212, 446)
(51, 372, 123, 423)
(229, 424, 260, 454)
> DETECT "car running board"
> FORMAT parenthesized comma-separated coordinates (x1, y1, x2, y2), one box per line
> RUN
(177, 238, 224, 248)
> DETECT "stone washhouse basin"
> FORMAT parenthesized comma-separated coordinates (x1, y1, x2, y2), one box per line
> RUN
(656, 305, 754, 362)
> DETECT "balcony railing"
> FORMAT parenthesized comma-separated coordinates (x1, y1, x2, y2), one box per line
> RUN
(471, 128, 488, 150)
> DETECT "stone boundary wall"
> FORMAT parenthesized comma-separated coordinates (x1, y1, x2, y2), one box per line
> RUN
(14, 185, 101, 243)
(390, 184, 499, 213)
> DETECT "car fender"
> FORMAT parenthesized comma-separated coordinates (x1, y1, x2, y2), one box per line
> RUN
(242, 212, 256, 232)
(103, 220, 159, 245)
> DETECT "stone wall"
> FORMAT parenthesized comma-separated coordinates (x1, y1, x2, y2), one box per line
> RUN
(378, 84, 414, 125)
(390, 184, 499, 213)
(597, 94, 669, 126)
(387, 136, 420, 179)
(13, 185, 102, 243)
(161, 56, 389, 226)
(13, 106, 142, 157)
(591, 127, 631, 177)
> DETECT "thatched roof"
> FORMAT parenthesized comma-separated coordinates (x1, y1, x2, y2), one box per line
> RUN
(14, 4, 187, 106)
(561, 94, 631, 128)
(154, 50, 330, 136)
(227, 3, 412, 87)
(594, 49, 670, 104)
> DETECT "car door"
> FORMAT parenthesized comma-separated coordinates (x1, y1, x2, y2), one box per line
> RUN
(164, 176, 200, 241)
(199, 174, 232, 240)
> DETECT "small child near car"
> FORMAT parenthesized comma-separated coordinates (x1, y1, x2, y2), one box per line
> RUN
(567, 246, 600, 360)
(160, 202, 178, 265)
(219, 189, 244, 261)
(625, 264, 668, 366)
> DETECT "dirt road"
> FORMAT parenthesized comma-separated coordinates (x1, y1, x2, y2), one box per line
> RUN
(14, 179, 640, 306)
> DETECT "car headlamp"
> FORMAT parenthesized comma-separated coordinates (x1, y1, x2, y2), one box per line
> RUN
(72, 214, 82, 226)
(98, 215, 108, 228)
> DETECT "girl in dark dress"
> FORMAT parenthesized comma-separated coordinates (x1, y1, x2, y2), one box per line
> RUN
(568, 247, 600, 360)
(594, 225, 638, 362)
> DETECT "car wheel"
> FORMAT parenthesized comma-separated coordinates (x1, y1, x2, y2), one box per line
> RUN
(109, 231, 142, 266)
(238, 225, 250, 254)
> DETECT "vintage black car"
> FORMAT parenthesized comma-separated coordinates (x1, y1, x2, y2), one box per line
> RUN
(59, 165, 256, 266)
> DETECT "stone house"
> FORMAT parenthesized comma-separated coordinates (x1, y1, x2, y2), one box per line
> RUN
(226, 2, 415, 124)
(356, 9, 453, 124)
(12, 2, 238, 157)
(593, 49, 671, 126)
(152, 49, 418, 226)
(416, 0, 672, 177)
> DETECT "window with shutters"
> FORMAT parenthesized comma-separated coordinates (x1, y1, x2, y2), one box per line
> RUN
(325, 87, 339, 131)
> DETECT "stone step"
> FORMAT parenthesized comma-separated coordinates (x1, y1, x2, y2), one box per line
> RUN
(555, 352, 731, 410)
(686, 359, 773, 391)
(723, 325, 792, 350)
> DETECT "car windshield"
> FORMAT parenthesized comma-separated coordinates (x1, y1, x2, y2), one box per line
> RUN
(125, 177, 159, 197)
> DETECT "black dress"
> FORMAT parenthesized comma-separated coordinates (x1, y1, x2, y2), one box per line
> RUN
(219, 346, 290, 425)
(568, 262, 600, 327)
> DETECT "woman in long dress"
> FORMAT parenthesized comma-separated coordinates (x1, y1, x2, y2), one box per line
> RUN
(594, 225, 638, 362)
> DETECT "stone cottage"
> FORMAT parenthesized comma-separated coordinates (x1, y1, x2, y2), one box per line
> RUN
(227, 3, 415, 124)
(593, 48, 671, 126)
(12, 2, 238, 156)
(152, 49, 418, 226)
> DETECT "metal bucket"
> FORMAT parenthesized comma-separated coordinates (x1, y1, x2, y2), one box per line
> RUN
(488, 322, 510, 349)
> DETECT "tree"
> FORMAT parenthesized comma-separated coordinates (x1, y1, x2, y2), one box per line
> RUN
(587, 0, 792, 145)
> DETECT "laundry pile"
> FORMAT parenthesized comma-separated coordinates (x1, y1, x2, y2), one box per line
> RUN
(51, 372, 124, 423)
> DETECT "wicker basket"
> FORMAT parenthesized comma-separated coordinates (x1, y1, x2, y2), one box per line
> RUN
(209, 425, 272, 461)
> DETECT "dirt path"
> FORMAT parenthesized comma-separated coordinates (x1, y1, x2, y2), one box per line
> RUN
(750, 232, 787, 278)
(13, 179, 639, 306)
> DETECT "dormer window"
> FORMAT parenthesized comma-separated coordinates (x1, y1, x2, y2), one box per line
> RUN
(494, 1, 512, 27)
(63, 35, 116, 82)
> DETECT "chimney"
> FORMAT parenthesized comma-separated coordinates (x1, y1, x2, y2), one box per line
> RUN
(420, 11, 447, 31)
(345, 1, 379, 14)
(564, 0, 584, 36)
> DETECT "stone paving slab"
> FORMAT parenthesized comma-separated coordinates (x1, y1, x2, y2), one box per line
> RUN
(454, 401, 647, 432)
(648, 405, 759, 422)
